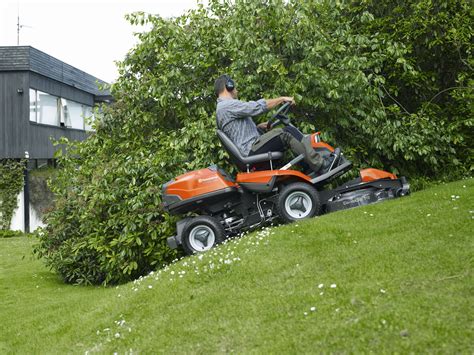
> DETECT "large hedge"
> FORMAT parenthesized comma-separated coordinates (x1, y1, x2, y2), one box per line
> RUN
(34, 0, 473, 285)
(349, 0, 473, 174)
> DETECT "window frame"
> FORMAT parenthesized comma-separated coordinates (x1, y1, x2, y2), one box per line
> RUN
(29, 88, 37, 123)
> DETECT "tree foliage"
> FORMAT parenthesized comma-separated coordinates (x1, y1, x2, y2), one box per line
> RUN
(34, 0, 473, 285)
(349, 0, 473, 173)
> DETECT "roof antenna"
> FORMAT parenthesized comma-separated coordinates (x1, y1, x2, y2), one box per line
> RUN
(17, 1, 20, 45)
(17, 2, 32, 46)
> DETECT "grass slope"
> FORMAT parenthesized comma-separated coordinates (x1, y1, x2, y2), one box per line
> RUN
(1, 179, 472, 353)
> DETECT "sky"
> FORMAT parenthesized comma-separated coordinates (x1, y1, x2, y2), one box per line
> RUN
(0, 0, 204, 83)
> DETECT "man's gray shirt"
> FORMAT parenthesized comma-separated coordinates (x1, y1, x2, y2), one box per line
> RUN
(216, 98, 269, 157)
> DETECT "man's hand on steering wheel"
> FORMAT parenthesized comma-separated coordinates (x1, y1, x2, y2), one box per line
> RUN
(280, 97, 295, 106)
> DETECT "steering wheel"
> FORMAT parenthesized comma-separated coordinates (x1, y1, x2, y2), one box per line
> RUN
(267, 101, 292, 130)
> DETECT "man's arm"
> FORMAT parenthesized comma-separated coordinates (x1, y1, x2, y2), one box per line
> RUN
(265, 96, 295, 110)
(227, 96, 295, 119)
(229, 99, 269, 118)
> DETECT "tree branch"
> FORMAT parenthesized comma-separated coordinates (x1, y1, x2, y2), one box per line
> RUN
(380, 84, 411, 115)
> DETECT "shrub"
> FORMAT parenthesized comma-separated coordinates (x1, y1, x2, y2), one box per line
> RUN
(34, 0, 472, 285)
(348, 0, 473, 176)
(0, 230, 25, 238)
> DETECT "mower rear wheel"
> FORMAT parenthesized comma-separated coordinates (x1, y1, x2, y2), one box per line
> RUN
(182, 215, 225, 255)
(277, 182, 320, 223)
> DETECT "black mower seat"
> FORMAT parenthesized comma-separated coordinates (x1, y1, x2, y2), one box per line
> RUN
(217, 130, 283, 171)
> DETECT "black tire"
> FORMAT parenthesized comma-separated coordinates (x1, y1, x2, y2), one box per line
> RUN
(277, 182, 321, 223)
(181, 215, 225, 255)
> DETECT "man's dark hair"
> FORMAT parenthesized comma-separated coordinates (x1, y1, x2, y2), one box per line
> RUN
(214, 74, 230, 96)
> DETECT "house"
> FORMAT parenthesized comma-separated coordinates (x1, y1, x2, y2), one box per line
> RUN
(0, 46, 110, 163)
(0, 46, 111, 232)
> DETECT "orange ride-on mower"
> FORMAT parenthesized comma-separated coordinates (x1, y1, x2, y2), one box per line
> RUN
(163, 103, 410, 255)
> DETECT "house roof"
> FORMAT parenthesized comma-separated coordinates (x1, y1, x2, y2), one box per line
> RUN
(0, 46, 109, 97)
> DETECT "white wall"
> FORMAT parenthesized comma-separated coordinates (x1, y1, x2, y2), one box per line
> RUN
(30, 203, 45, 231)
(10, 187, 45, 232)
(10, 188, 25, 232)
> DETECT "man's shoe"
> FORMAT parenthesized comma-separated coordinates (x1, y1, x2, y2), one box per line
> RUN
(288, 135, 324, 172)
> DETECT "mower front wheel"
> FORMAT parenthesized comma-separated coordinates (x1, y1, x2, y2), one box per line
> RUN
(277, 182, 321, 223)
(182, 215, 225, 255)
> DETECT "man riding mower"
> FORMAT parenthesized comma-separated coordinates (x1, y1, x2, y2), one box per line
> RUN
(162, 76, 410, 255)
(215, 74, 334, 175)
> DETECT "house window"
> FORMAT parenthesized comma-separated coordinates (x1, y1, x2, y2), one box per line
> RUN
(60, 99, 94, 130)
(63, 99, 84, 129)
(30, 88, 95, 131)
(29, 89, 37, 122)
(37, 90, 60, 126)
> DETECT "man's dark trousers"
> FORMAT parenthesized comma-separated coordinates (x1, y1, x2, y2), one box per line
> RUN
(249, 126, 323, 172)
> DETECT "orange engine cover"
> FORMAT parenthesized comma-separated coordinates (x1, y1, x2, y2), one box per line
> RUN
(164, 167, 237, 200)
(360, 168, 397, 182)
(236, 170, 311, 184)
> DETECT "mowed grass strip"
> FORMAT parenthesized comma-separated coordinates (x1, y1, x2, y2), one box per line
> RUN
(0, 179, 472, 353)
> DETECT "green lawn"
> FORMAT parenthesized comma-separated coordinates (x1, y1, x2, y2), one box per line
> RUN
(1, 179, 472, 353)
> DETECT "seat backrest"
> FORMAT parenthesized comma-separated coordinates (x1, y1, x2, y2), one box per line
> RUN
(216, 129, 247, 171)
(216, 129, 284, 171)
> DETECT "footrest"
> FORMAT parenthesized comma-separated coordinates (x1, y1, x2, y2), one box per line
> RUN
(310, 160, 353, 186)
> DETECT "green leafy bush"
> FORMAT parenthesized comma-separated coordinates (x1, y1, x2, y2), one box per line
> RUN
(348, 0, 473, 176)
(34, 0, 472, 285)
(0, 160, 25, 230)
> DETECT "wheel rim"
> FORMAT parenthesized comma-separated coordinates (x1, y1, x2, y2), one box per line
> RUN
(284, 191, 313, 219)
(188, 225, 215, 251)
